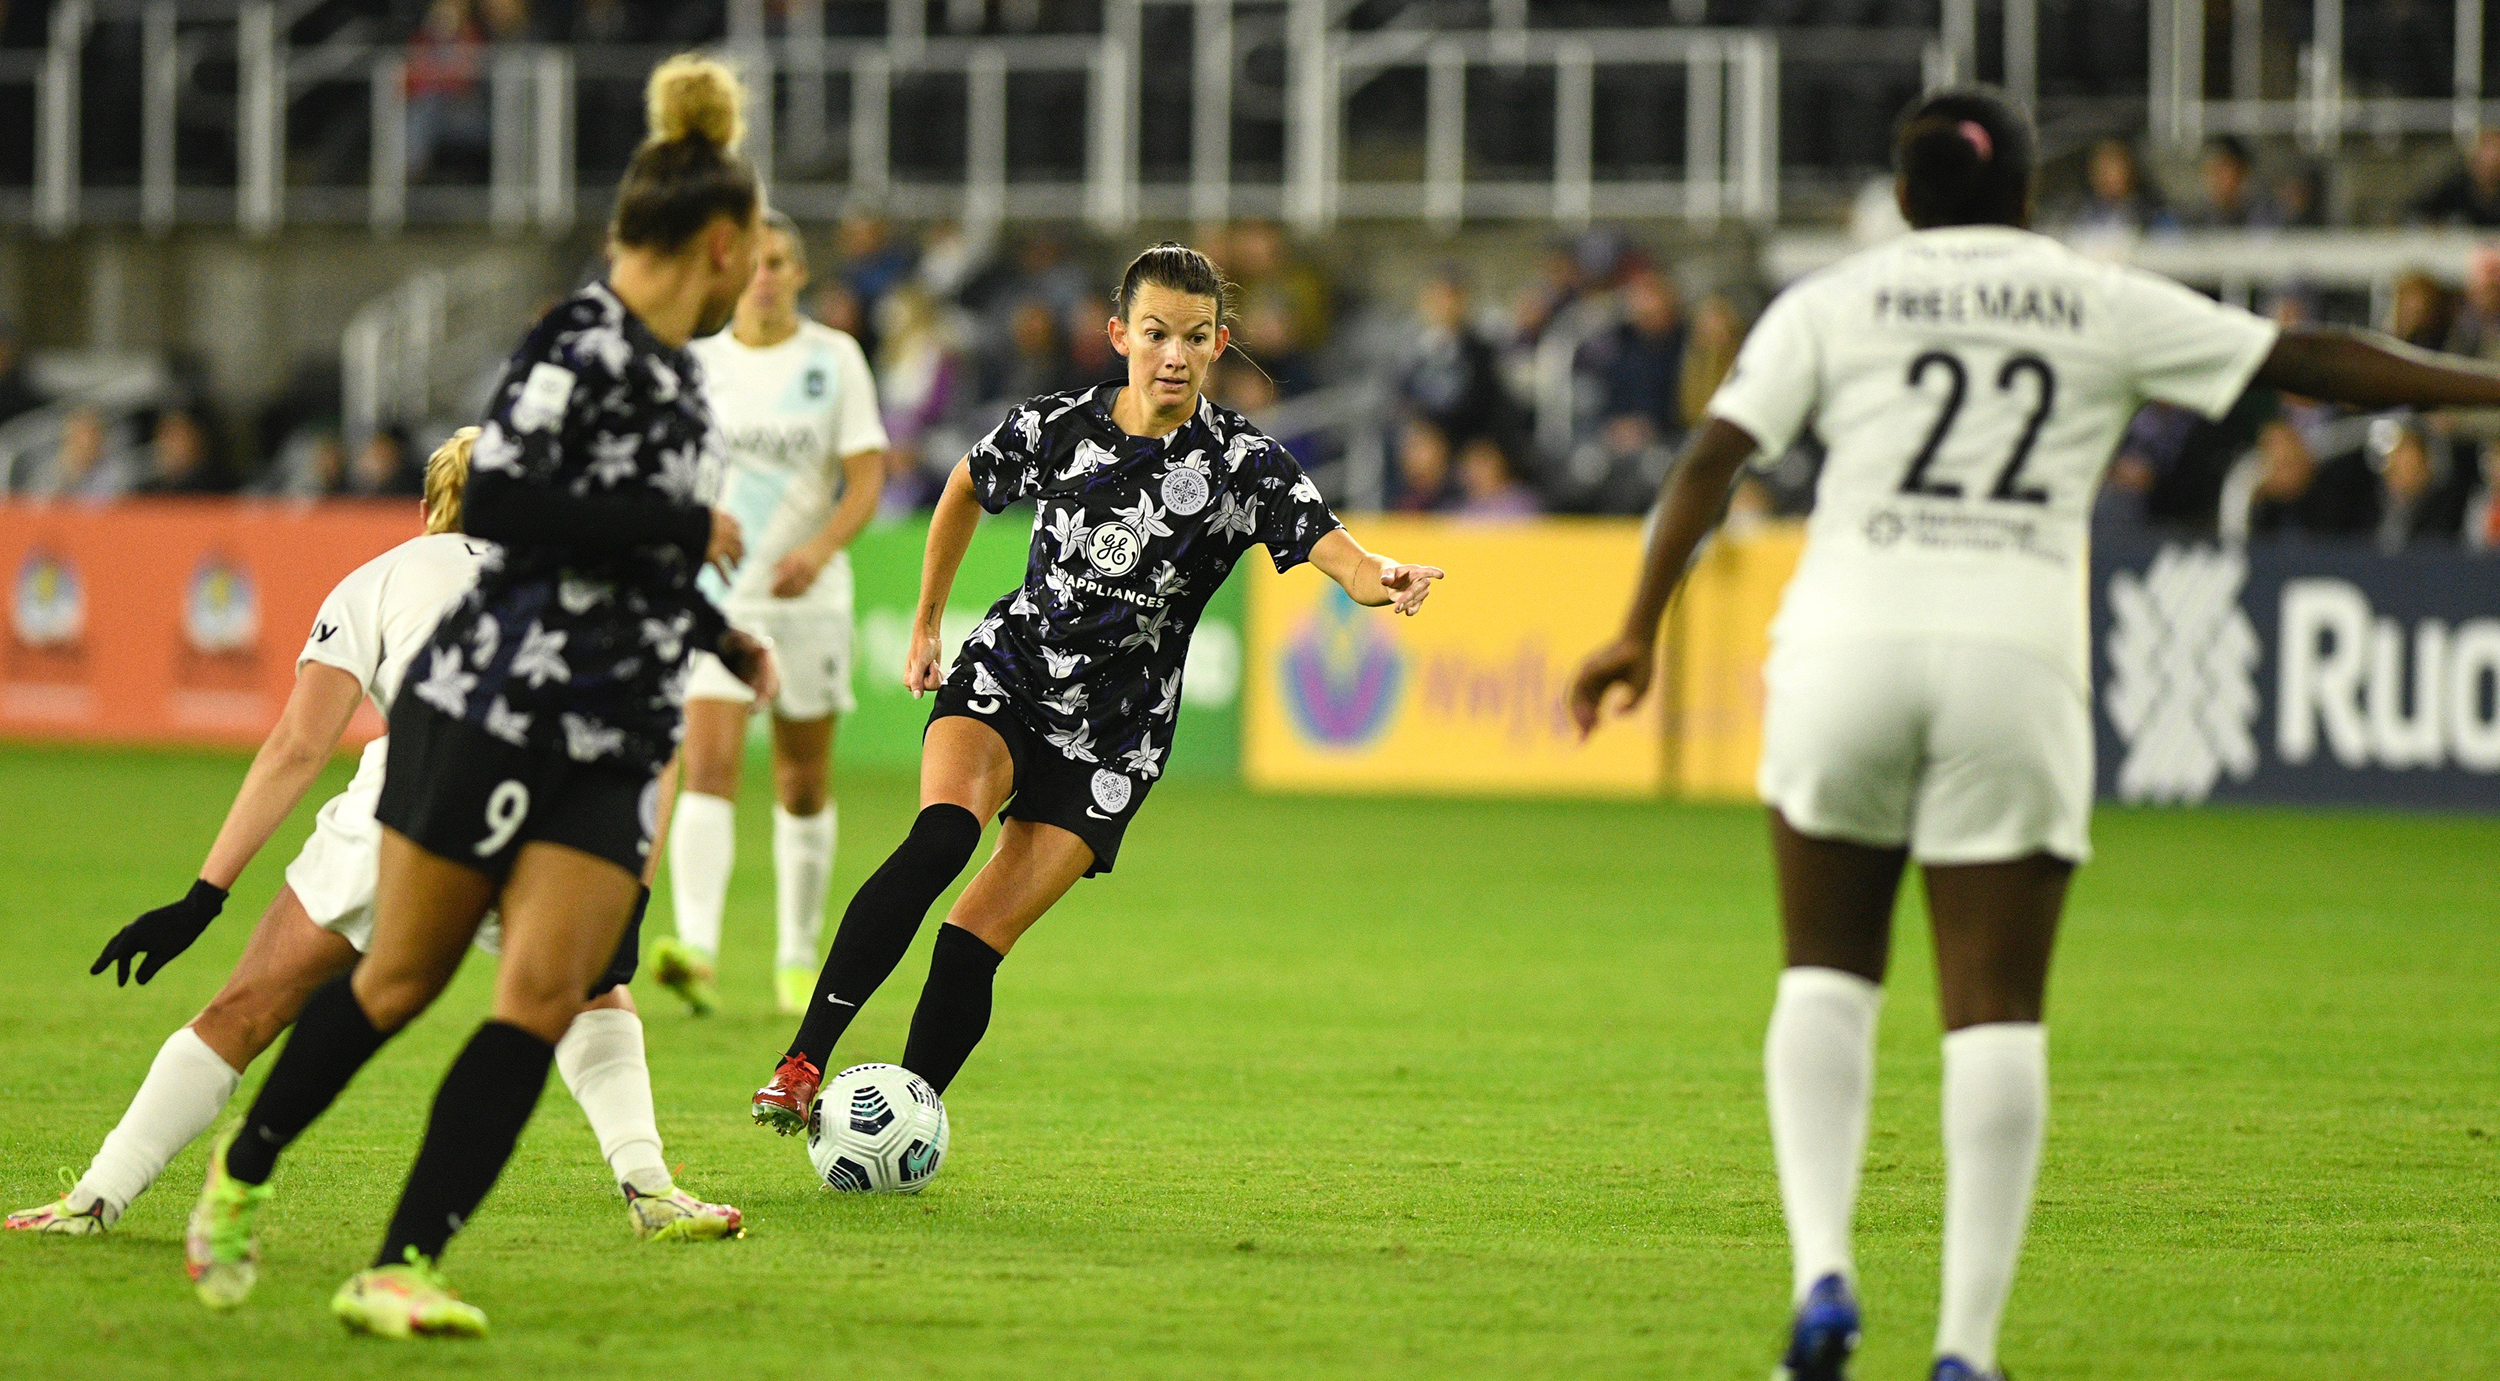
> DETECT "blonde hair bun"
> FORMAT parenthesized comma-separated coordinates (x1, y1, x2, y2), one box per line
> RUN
(644, 54, 746, 152)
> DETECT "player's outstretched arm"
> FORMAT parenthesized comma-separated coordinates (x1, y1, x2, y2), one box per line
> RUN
(90, 661, 364, 985)
(1567, 417, 1758, 739)
(2253, 323, 2500, 409)
(1309, 528, 1444, 616)
(905, 460, 987, 696)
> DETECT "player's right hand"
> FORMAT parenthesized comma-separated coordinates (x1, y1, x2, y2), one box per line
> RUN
(90, 879, 228, 986)
(1566, 636, 1657, 740)
(903, 624, 944, 699)
(705, 509, 745, 579)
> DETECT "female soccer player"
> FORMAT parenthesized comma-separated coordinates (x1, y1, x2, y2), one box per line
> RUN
(181, 54, 773, 1338)
(748, 243, 1443, 1128)
(1570, 88, 2500, 1381)
(8, 430, 739, 1246)
(650, 209, 888, 1018)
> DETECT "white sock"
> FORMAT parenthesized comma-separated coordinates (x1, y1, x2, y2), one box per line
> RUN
(1765, 965, 1883, 1304)
(556, 1007, 672, 1194)
(773, 804, 837, 971)
(666, 791, 736, 962)
(1935, 1022, 2049, 1372)
(74, 1026, 243, 1215)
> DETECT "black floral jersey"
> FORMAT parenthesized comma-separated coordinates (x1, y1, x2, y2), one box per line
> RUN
(958, 384, 1341, 780)
(408, 282, 729, 772)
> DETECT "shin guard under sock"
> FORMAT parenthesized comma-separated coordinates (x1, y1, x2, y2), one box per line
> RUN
(787, 804, 983, 1068)
(900, 923, 1006, 1095)
(375, 1020, 556, 1267)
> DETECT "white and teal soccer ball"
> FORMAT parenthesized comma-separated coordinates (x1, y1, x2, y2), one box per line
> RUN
(806, 1063, 948, 1194)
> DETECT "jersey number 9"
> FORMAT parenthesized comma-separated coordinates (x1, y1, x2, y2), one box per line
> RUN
(1898, 350, 2056, 506)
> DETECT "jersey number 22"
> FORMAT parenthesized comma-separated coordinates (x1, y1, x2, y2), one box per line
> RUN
(1898, 350, 2055, 505)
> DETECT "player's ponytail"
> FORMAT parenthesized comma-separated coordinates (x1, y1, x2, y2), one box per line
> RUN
(1115, 242, 1236, 326)
(1893, 87, 2034, 230)
(422, 425, 478, 535)
(612, 54, 759, 254)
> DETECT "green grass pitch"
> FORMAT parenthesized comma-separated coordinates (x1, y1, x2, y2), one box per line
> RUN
(0, 741, 2492, 1380)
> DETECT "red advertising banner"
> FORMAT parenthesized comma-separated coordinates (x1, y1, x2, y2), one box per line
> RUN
(1, 500, 423, 748)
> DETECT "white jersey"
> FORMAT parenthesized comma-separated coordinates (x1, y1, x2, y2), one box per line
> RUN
(297, 531, 491, 721)
(1708, 224, 2279, 689)
(689, 319, 888, 616)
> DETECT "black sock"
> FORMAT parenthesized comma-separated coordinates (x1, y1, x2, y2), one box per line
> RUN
(900, 923, 1006, 1095)
(787, 804, 983, 1069)
(375, 1020, 555, 1268)
(224, 972, 391, 1185)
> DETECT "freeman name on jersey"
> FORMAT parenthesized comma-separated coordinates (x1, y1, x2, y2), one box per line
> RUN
(1872, 283, 2085, 332)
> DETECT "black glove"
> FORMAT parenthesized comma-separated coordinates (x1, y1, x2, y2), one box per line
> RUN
(91, 878, 228, 986)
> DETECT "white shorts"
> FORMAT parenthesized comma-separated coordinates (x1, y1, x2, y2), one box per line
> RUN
(283, 738, 501, 953)
(1756, 635, 2094, 866)
(686, 601, 856, 720)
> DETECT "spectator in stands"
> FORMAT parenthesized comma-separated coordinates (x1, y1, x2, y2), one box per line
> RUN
(1678, 291, 1746, 433)
(2391, 269, 2455, 350)
(1454, 435, 1538, 521)
(838, 214, 918, 361)
(812, 279, 867, 339)
(22, 408, 138, 503)
(405, 0, 489, 183)
(347, 426, 421, 497)
(2410, 129, 2500, 226)
(2367, 417, 2472, 549)
(876, 283, 965, 507)
(133, 407, 232, 495)
(2184, 137, 2278, 230)
(2064, 138, 2175, 252)
(1063, 297, 1117, 386)
(1584, 266, 1687, 446)
(1226, 220, 1333, 392)
(1393, 415, 1455, 514)
(984, 298, 1080, 405)
(0, 313, 40, 428)
(1397, 265, 1515, 458)
(2274, 163, 2327, 228)
(257, 426, 349, 500)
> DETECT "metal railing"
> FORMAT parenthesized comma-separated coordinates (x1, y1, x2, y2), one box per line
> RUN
(2150, 0, 2495, 149)
(7, 0, 1793, 236)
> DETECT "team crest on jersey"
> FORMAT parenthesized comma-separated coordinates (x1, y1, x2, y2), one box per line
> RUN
(804, 367, 826, 398)
(1159, 466, 1210, 516)
(1085, 523, 1142, 577)
(1088, 769, 1132, 814)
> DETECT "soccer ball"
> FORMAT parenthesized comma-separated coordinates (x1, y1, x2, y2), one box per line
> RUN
(806, 1063, 949, 1194)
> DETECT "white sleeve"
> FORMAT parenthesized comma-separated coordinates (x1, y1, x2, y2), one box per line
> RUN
(297, 557, 384, 695)
(1703, 284, 1823, 459)
(2106, 266, 2281, 421)
(830, 333, 891, 460)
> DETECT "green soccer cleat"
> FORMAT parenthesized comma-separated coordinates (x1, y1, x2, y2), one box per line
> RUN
(331, 1252, 488, 1339)
(625, 1181, 745, 1242)
(648, 937, 717, 1016)
(774, 965, 815, 1016)
(185, 1126, 272, 1310)
(6, 1190, 116, 1235)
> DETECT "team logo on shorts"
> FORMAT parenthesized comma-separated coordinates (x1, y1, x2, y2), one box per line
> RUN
(1085, 523, 1142, 577)
(1088, 769, 1133, 815)
(1159, 466, 1210, 516)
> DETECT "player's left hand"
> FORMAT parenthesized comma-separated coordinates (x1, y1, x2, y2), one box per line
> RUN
(1378, 561, 1445, 617)
(91, 879, 228, 986)
(1566, 636, 1656, 740)
(769, 547, 830, 599)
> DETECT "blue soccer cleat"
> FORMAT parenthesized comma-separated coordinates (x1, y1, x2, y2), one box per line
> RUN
(1773, 1272, 1860, 1381)
(1932, 1359, 2009, 1381)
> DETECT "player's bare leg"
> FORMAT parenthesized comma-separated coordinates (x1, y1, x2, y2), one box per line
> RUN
(768, 711, 838, 1013)
(897, 818, 1092, 1093)
(1919, 854, 2070, 1380)
(10, 888, 354, 1235)
(1766, 812, 1907, 1380)
(755, 715, 1012, 1131)
(656, 698, 748, 1014)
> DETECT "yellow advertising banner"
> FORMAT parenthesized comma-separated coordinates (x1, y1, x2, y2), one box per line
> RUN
(1243, 516, 1806, 799)
(1244, 517, 1667, 796)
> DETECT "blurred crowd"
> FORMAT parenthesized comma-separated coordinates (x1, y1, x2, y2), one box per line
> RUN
(6, 199, 2500, 554)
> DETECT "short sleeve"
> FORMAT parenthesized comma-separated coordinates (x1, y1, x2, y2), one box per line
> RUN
(1244, 436, 1341, 573)
(829, 334, 890, 460)
(966, 402, 1047, 513)
(2105, 266, 2281, 420)
(470, 333, 604, 491)
(1703, 285, 1823, 459)
(297, 558, 382, 695)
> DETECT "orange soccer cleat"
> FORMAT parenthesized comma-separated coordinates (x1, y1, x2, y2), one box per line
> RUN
(751, 1054, 821, 1136)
